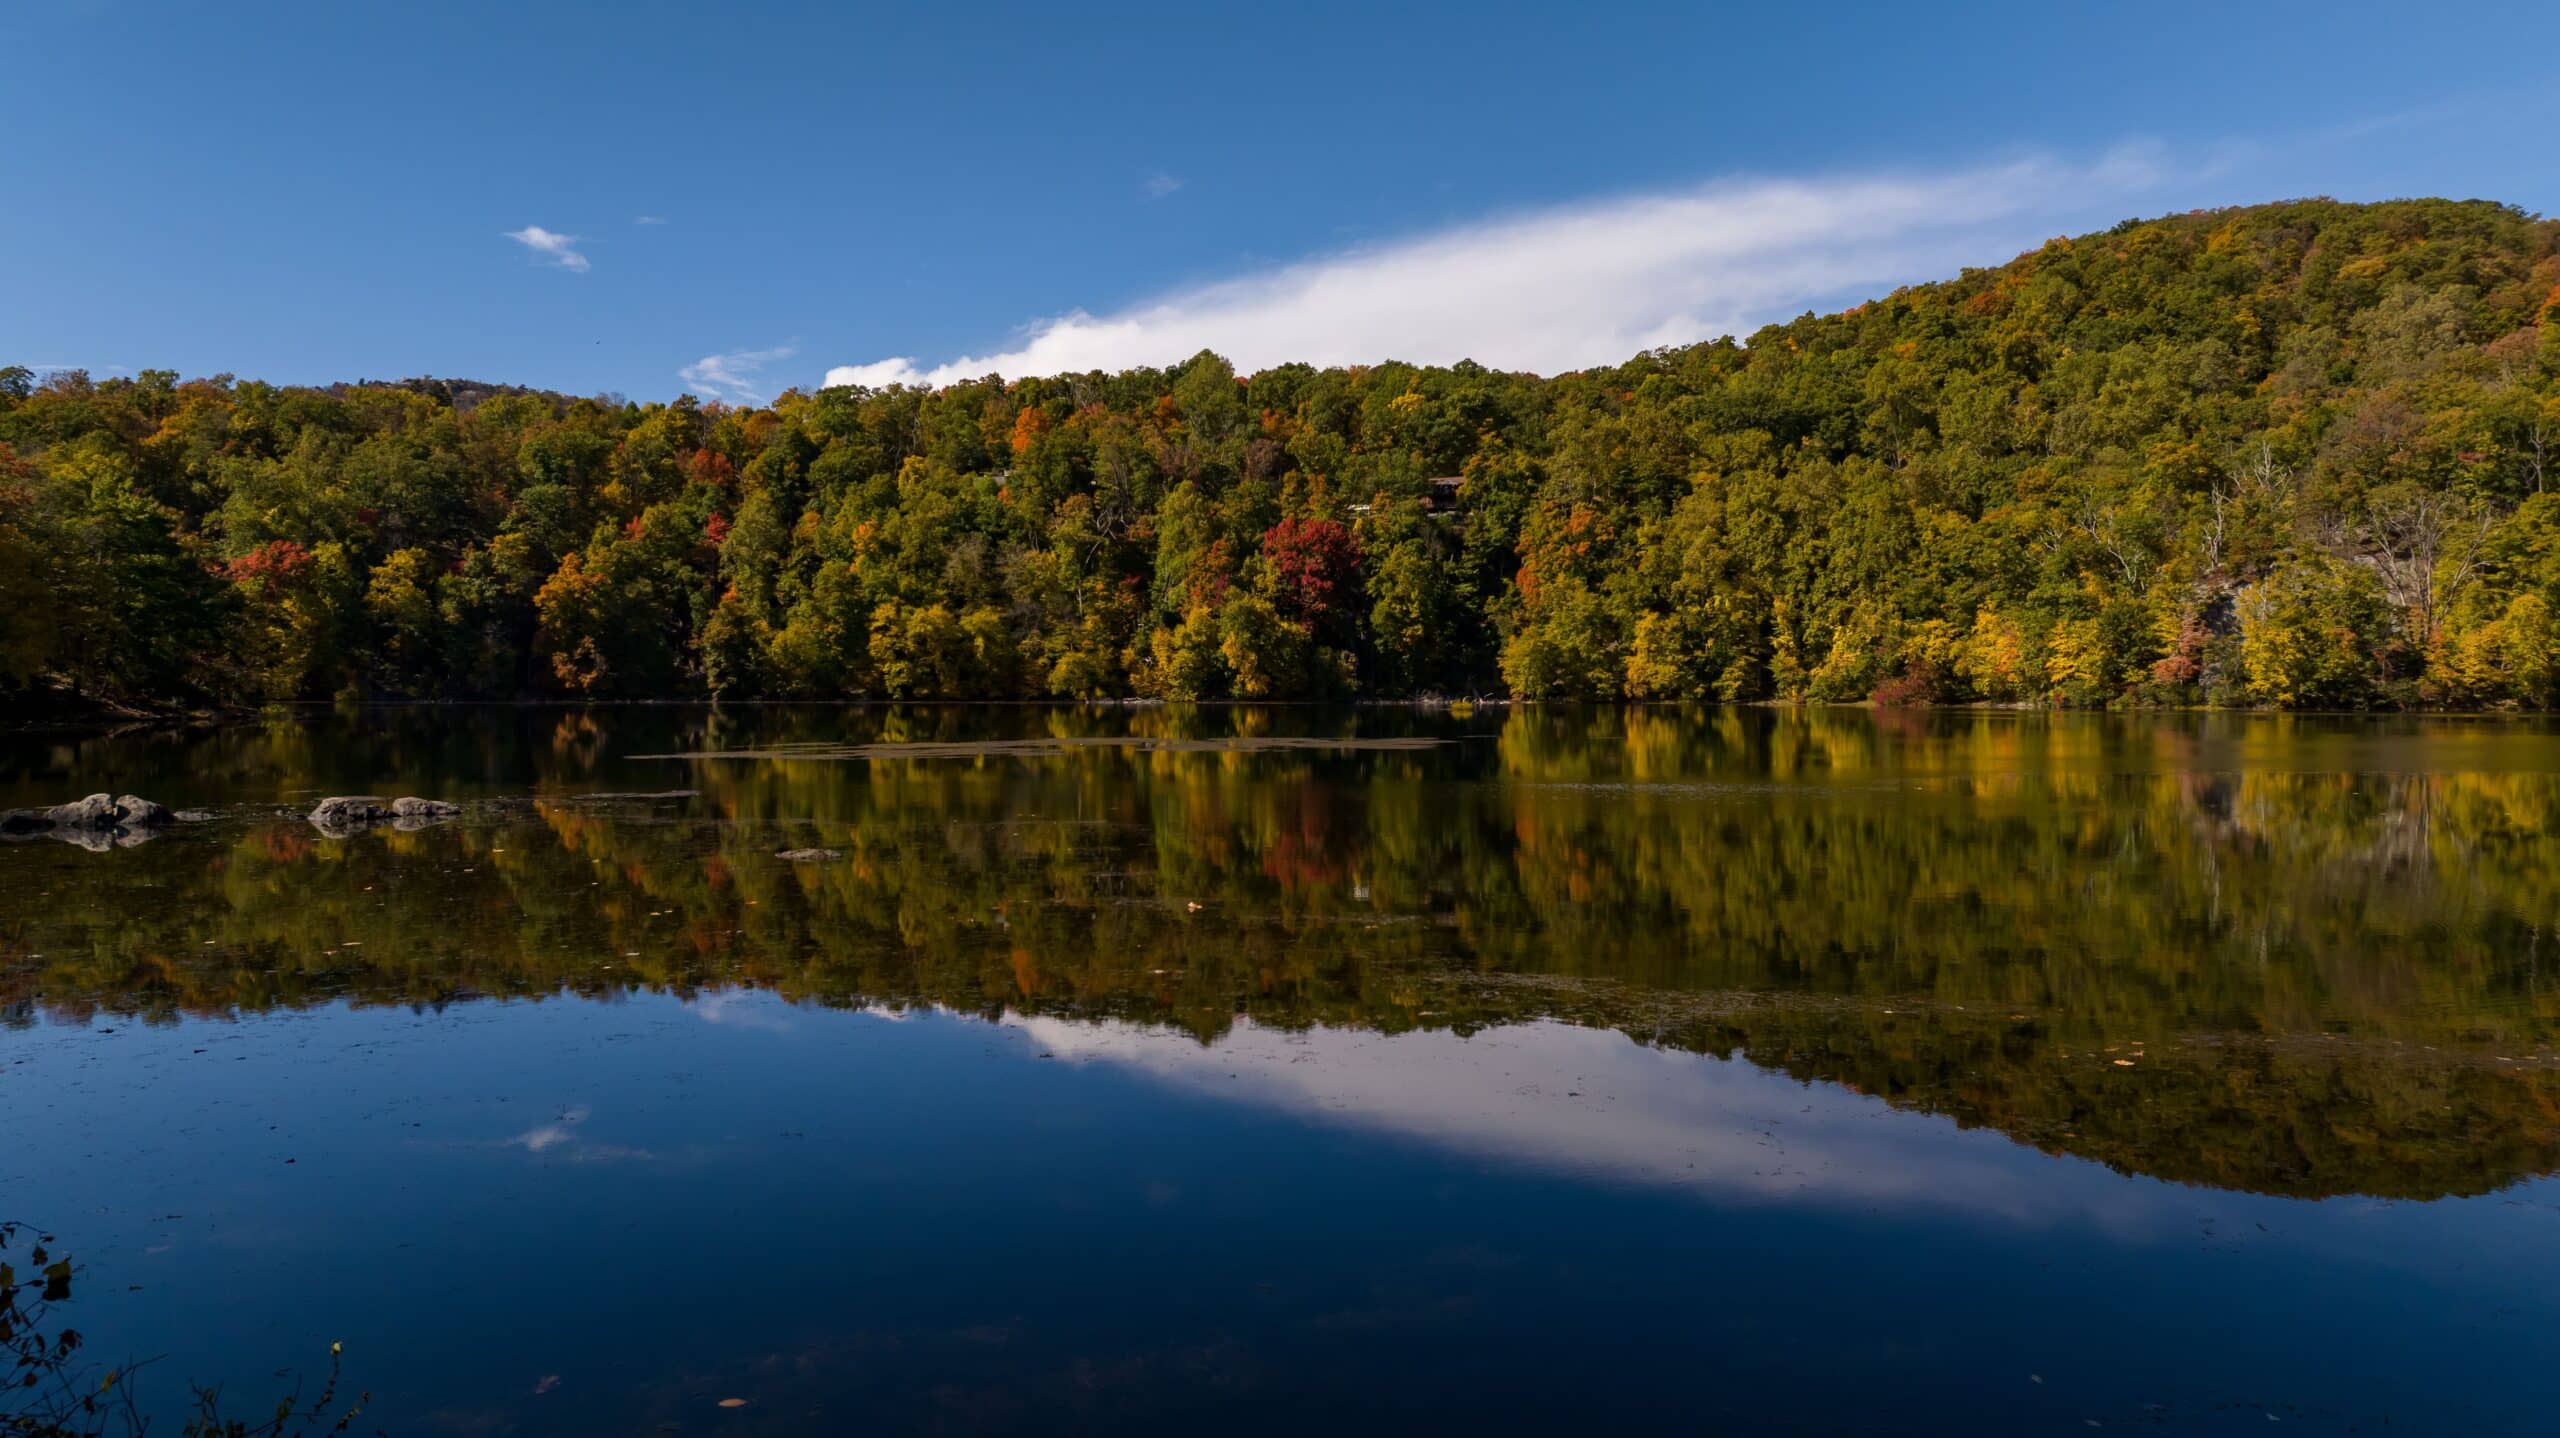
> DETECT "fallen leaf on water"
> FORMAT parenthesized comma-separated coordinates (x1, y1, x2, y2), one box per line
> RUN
(534, 1375, 560, 1395)
(718, 1397, 748, 1408)
(2113, 1059, 2135, 1067)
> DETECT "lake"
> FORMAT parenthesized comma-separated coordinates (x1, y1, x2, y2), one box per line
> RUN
(5, 705, 2559, 1434)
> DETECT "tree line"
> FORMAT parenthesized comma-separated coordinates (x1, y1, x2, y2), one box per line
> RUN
(5, 197, 2559, 710)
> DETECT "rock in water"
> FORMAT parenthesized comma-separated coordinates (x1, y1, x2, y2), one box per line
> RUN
(2, 794, 177, 843)
(391, 796, 461, 831)
(115, 795, 173, 827)
(776, 848, 842, 862)
(310, 795, 459, 835)
(308, 796, 395, 834)
(45, 793, 125, 830)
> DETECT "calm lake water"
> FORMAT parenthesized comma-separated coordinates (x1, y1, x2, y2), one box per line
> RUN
(6, 705, 2560, 1434)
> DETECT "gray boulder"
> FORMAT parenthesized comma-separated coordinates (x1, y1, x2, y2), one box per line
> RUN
(0, 794, 177, 846)
(310, 795, 459, 836)
(776, 847, 842, 862)
(308, 796, 395, 835)
(45, 793, 125, 829)
(115, 795, 173, 828)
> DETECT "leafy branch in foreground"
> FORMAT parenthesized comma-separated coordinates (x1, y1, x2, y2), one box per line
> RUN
(1, 1224, 371, 1438)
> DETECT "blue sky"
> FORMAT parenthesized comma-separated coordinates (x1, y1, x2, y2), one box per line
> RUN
(8, 0, 2560, 402)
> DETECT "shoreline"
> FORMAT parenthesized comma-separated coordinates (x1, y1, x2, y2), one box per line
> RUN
(13, 693, 2560, 742)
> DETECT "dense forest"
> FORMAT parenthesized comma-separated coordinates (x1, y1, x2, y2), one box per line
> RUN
(6, 197, 2560, 710)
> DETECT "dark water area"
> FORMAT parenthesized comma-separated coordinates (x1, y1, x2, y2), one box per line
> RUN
(5, 705, 2560, 1434)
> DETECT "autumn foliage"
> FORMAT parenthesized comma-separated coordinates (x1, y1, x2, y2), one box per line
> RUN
(3, 198, 2560, 708)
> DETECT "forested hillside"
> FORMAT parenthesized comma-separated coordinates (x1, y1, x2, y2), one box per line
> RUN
(7, 197, 2560, 711)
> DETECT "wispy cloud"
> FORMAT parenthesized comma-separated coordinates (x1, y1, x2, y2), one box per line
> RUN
(689, 991, 796, 1032)
(511, 1118, 581, 1153)
(1006, 1013, 2182, 1227)
(825, 147, 2167, 390)
(633, 214, 667, 226)
(504, 225, 590, 273)
(18, 362, 128, 378)
(502, 1104, 654, 1162)
(680, 344, 798, 404)
(1142, 171, 1184, 200)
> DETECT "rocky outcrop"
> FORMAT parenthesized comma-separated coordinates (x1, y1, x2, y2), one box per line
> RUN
(391, 797, 460, 819)
(776, 848, 842, 862)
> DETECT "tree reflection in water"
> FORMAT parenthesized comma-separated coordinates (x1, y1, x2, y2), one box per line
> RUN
(4, 704, 2558, 1201)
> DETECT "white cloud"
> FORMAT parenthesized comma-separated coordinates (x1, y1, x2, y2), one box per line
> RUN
(824, 147, 2168, 390)
(633, 214, 668, 226)
(501, 1103, 654, 1162)
(504, 225, 590, 273)
(823, 357, 943, 391)
(1142, 171, 1184, 200)
(688, 991, 795, 1031)
(680, 344, 797, 404)
(19, 362, 127, 378)
(508, 1104, 590, 1153)
(512, 1120, 578, 1153)
(1004, 1013, 2184, 1228)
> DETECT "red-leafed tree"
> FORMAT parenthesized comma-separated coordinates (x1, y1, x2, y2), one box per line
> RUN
(1260, 516, 1363, 639)
(685, 447, 737, 491)
(227, 539, 316, 587)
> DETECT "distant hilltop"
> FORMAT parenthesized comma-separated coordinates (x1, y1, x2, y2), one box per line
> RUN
(5, 197, 2558, 712)
(338, 376, 625, 412)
